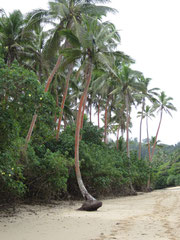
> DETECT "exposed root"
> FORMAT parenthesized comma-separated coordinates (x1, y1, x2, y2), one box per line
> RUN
(78, 200, 102, 211)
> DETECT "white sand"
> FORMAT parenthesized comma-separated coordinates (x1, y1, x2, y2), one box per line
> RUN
(0, 186, 180, 240)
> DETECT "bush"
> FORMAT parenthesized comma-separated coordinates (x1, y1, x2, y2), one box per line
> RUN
(24, 149, 73, 200)
(0, 138, 27, 202)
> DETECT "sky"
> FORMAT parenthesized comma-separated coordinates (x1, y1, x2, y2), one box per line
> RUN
(1, 0, 179, 145)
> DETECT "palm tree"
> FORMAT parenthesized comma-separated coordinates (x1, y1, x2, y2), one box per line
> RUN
(151, 91, 176, 161)
(137, 76, 159, 160)
(138, 105, 155, 161)
(21, 26, 50, 83)
(72, 16, 121, 208)
(115, 64, 143, 157)
(0, 9, 27, 66)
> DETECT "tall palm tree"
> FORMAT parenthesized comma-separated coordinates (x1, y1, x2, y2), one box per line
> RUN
(72, 16, 121, 208)
(138, 105, 155, 161)
(113, 64, 143, 157)
(137, 76, 159, 160)
(151, 91, 176, 161)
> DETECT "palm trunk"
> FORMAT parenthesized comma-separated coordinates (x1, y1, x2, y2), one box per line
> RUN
(151, 110, 163, 161)
(104, 96, 110, 144)
(56, 64, 73, 140)
(98, 101, 100, 128)
(24, 36, 70, 148)
(45, 55, 63, 93)
(80, 92, 88, 129)
(125, 95, 130, 158)
(125, 95, 136, 194)
(116, 125, 120, 150)
(24, 112, 37, 150)
(89, 101, 92, 123)
(75, 59, 95, 201)
(25, 55, 63, 147)
(138, 100, 145, 160)
(64, 114, 67, 129)
(146, 116, 151, 162)
(54, 88, 59, 128)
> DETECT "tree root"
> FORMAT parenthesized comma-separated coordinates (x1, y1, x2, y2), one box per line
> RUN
(77, 200, 102, 211)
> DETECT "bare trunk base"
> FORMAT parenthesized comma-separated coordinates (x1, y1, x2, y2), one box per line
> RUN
(129, 182, 137, 196)
(77, 200, 102, 211)
(146, 177, 153, 192)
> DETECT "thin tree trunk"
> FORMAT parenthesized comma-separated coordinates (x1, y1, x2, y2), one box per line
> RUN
(54, 88, 59, 128)
(138, 100, 145, 160)
(75, 59, 95, 201)
(116, 125, 120, 150)
(89, 101, 92, 123)
(24, 35, 71, 148)
(56, 64, 73, 140)
(125, 95, 130, 158)
(146, 116, 152, 190)
(104, 96, 110, 144)
(146, 116, 151, 162)
(80, 92, 88, 130)
(98, 101, 100, 128)
(24, 113, 37, 150)
(25, 55, 63, 147)
(125, 95, 136, 194)
(45, 55, 63, 93)
(151, 110, 163, 161)
(64, 114, 67, 129)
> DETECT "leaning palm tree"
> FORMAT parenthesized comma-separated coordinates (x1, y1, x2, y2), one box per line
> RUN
(151, 91, 176, 161)
(71, 16, 121, 209)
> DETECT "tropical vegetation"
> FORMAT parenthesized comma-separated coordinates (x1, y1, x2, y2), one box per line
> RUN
(0, 1, 178, 208)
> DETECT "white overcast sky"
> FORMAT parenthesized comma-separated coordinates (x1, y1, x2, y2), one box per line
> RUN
(1, 0, 180, 145)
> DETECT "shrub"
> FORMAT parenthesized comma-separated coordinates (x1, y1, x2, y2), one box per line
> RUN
(24, 149, 73, 200)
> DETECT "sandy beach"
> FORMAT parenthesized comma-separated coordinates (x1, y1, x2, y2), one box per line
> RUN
(0, 187, 180, 240)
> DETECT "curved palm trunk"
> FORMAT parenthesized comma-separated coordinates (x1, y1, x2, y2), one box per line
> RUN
(56, 64, 73, 140)
(75, 59, 96, 202)
(44, 55, 63, 93)
(151, 110, 163, 161)
(79, 92, 88, 141)
(80, 92, 88, 128)
(138, 100, 145, 160)
(24, 112, 37, 150)
(54, 88, 59, 128)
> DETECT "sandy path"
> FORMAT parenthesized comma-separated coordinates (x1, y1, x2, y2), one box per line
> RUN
(0, 187, 180, 240)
